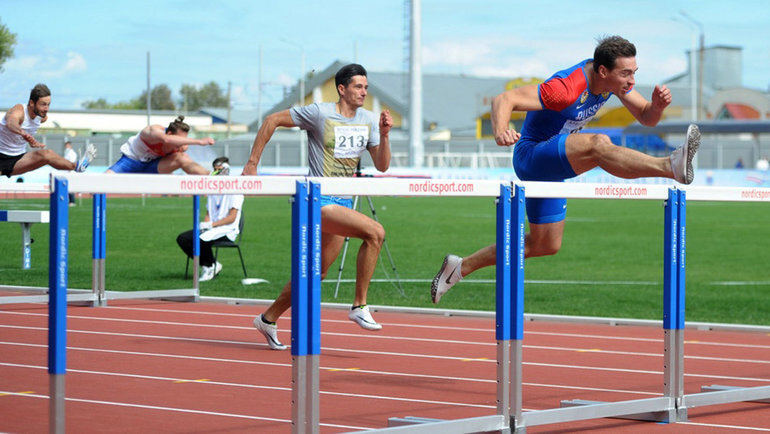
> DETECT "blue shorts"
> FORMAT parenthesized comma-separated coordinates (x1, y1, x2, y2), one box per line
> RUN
(513, 134, 575, 224)
(320, 195, 353, 209)
(108, 155, 160, 174)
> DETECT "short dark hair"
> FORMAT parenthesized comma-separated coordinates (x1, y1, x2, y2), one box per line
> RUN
(29, 84, 51, 103)
(212, 156, 229, 168)
(334, 63, 367, 91)
(166, 115, 190, 134)
(593, 35, 636, 73)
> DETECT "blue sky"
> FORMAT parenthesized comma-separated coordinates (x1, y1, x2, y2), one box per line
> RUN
(1, 0, 768, 112)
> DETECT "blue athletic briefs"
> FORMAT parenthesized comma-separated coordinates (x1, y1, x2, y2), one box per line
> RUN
(319, 195, 353, 209)
(108, 155, 161, 174)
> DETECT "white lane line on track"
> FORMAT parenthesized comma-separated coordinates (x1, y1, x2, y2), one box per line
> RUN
(2, 338, 769, 384)
(0, 345, 658, 398)
(3, 322, 770, 367)
(709, 281, 770, 286)
(0, 388, 369, 431)
(679, 421, 770, 431)
(5, 387, 768, 433)
(6, 309, 768, 351)
(5, 361, 770, 432)
(0, 362, 495, 410)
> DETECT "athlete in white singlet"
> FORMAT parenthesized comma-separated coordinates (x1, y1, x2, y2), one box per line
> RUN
(106, 116, 215, 174)
(0, 84, 94, 177)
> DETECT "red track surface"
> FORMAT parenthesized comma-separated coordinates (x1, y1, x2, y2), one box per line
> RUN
(1, 298, 769, 433)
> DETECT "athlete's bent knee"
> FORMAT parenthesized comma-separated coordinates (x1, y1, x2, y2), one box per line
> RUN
(40, 149, 58, 162)
(530, 238, 562, 257)
(366, 222, 385, 249)
(589, 134, 615, 155)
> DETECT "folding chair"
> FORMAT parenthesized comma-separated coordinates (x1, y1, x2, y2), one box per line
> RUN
(185, 212, 248, 278)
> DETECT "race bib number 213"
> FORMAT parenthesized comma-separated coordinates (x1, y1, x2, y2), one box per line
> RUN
(334, 125, 368, 158)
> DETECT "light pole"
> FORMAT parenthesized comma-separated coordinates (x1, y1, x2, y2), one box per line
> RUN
(679, 11, 704, 121)
(408, 0, 424, 168)
(672, 16, 697, 122)
(281, 38, 307, 168)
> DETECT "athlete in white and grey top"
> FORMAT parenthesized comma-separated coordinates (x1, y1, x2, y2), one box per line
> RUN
(290, 101, 381, 178)
(243, 63, 393, 349)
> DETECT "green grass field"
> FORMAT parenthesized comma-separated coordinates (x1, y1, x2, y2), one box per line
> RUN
(1, 194, 768, 325)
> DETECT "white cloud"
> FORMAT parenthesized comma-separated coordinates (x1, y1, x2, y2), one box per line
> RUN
(5, 51, 87, 79)
(5, 55, 41, 71)
(275, 73, 297, 87)
(420, 35, 595, 80)
(422, 40, 495, 67)
(230, 84, 256, 110)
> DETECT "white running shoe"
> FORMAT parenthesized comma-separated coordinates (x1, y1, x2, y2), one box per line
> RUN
(253, 314, 287, 350)
(431, 254, 463, 304)
(348, 305, 382, 331)
(75, 143, 97, 172)
(199, 265, 216, 282)
(199, 262, 222, 282)
(670, 124, 700, 185)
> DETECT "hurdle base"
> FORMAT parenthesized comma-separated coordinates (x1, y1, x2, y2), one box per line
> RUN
(0, 286, 96, 306)
(388, 416, 444, 427)
(102, 289, 199, 303)
(696, 385, 770, 404)
(384, 415, 506, 433)
(560, 399, 678, 423)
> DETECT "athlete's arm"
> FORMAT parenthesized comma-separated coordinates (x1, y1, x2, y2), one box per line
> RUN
(369, 109, 392, 172)
(491, 85, 542, 147)
(140, 125, 215, 149)
(242, 110, 295, 176)
(618, 85, 671, 127)
(4, 104, 45, 148)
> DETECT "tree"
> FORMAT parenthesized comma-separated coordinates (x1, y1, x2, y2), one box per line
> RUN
(0, 20, 18, 72)
(81, 98, 110, 110)
(82, 96, 142, 110)
(179, 81, 228, 111)
(137, 84, 176, 110)
(81, 84, 176, 110)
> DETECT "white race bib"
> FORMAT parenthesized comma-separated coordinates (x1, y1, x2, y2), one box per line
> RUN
(562, 119, 590, 135)
(333, 125, 368, 159)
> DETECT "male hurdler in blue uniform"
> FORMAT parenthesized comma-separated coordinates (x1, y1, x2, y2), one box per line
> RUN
(432, 35, 700, 303)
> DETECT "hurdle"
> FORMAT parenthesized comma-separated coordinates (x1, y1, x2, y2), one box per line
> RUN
(45, 172, 302, 433)
(40, 174, 770, 433)
(0, 183, 50, 277)
(88, 189, 198, 306)
(0, 209, 50, 269)
(309, 179, 770, 432)
(0, 182, 97, 305)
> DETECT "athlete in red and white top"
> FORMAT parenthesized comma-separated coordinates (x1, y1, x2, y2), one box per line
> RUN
(107, 116, 214, 174)
(431, 35, 701, 304)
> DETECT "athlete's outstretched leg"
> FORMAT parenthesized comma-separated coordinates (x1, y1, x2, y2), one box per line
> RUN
(431, 220, 565, 303)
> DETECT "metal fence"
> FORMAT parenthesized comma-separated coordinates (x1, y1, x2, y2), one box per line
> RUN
(33, 130, 770, 170)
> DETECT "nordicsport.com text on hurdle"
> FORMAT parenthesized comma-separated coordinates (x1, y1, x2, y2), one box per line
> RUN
(408, 180, 475, 195)
(180, 177, 263, 193)
(741, 188, 770, 200)
(594, 184, 649, 198)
